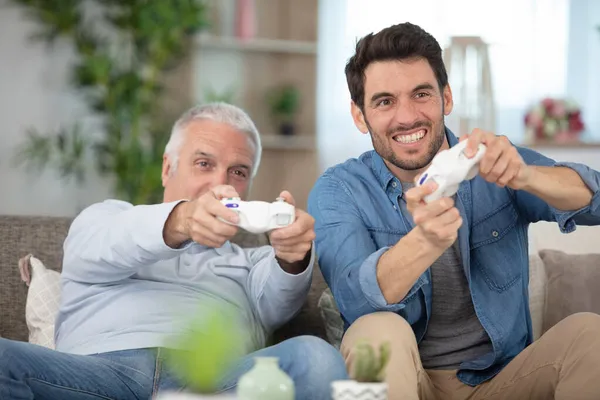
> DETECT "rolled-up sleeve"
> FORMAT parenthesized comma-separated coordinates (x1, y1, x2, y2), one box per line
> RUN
(514, 147, 600, 232)
(244, 245, 315, 334)
(308, 176, 420, 325)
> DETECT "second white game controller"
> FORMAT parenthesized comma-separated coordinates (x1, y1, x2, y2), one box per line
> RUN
(417, 140, 487, 203)
(219, 197, 296, 234)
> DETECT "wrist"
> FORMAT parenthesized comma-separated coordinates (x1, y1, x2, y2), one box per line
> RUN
(411, 226, 447, 253)
(164, 201, 191, 248)
(276, 248, 312, 275)
(516, 165, 537, 191)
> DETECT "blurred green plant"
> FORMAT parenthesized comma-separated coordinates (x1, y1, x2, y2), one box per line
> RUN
(351, 341, 391, 383)
(166, 301, 245, 393)
(266, 84, 301, 136)
(11, 0, 209, 204)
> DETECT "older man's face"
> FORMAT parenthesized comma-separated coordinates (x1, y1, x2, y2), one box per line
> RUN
(161, 119, 256, 203)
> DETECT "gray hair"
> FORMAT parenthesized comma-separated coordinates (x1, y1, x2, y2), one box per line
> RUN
(165, 102, 262, 177)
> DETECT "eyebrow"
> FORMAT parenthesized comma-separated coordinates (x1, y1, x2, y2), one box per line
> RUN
(369, 82, 436, 104)
(413, 83, 435, 92)
(193, 150, 214, 159)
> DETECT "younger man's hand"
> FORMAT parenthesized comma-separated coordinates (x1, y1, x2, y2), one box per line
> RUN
(405, 181, 462, 250)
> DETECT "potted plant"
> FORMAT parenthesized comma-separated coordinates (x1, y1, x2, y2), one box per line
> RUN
(332, 341, 390, 400)
(266, 84, 301, 136)
(10, 0, 209, 205)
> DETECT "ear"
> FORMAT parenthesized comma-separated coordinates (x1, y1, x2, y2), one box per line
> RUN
(350, 101, 369, 134)
(443, 84, 454, 116)
(161, 154, 172, 187)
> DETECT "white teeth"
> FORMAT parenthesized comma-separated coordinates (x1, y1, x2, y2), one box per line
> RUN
(394, 130, 425, 144)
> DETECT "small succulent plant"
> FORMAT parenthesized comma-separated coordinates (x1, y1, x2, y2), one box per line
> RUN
(351, 341, 391, 383)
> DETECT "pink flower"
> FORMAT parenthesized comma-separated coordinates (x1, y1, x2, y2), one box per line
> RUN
(541, 98, 555, 112)
(569, 113, 584, 132)
(550, 102, 566, 118)
(525, 111, 543, 128)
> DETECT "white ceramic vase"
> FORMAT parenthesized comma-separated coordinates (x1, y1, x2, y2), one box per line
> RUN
(236, 357, 294, 400)
(331, 380, 388, 400)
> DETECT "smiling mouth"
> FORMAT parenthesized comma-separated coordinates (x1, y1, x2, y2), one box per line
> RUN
(392, 129, 427, 144)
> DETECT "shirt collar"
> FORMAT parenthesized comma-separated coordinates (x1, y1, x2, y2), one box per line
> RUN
(371, 126, 460, 196)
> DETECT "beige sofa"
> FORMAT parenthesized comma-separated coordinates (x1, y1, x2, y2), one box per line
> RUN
(0, 215, 599, 347)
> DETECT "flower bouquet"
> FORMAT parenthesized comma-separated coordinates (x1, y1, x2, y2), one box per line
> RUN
(524, 98, 585, 143)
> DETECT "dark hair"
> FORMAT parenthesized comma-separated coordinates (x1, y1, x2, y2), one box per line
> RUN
(345, 22, 448, 110)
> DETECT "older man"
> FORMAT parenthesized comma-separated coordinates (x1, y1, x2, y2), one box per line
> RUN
(0, 103, 347, 399)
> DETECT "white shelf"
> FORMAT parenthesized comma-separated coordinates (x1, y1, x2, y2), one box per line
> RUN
(196, 35, 317, 55)
(260, 135, 315, 150)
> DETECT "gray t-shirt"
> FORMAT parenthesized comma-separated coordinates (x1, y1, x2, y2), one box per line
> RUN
(400, 181, 492, 370)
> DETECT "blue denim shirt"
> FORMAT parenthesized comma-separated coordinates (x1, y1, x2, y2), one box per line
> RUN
(308, 128, 600, 386)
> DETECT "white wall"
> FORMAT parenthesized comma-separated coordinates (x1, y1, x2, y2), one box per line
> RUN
(0, 1, 111, 217)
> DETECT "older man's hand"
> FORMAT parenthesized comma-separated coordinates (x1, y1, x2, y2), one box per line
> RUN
(268, 191, 315, 274)
(164, 185, 240, 249)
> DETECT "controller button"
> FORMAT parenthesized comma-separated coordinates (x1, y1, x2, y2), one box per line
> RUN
(225, 203, 239, 208)
(419, 174, 428, 185)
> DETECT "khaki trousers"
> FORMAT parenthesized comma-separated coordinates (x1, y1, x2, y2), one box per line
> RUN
(341, 312, 600, 400)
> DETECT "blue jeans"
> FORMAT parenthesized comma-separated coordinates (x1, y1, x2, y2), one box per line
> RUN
(0, 336, 348, 399)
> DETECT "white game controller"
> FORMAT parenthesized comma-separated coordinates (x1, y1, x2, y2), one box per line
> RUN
(417, 140, 487, 203)
(219, 197, 296, 234)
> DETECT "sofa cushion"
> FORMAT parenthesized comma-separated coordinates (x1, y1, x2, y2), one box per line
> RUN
(18, 254, 61, 348)
(318, 288, 343, 349)
(539, 249, 600, 334)
(528, 252, 547, 341)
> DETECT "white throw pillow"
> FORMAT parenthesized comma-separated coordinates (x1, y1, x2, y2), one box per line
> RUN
(18, 254, 61, 349)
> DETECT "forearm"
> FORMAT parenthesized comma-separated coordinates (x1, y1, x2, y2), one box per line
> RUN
(522, 166, 593, 211)
(250, 246, 314, 331)
(377, 228, 444, 304)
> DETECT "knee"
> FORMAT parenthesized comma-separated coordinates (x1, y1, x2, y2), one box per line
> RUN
(344, 312, 415, 345)
(0, 338, 23, 373)
(558, 312, 600, 335)
(283, 336, 348, 383)
(0, 338, 18, 358)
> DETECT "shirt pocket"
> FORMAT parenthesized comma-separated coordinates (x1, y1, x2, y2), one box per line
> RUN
(470, 201, 523, 292)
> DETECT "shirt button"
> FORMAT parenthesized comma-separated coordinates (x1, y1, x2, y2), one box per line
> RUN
(392, 181, 397, 188)
(393, 205, 397, 210)
(492, 230, 499, 237)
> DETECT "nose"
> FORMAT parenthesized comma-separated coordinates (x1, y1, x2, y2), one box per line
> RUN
(209, 169, 229, 187)
(393, 99, 420, 127)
